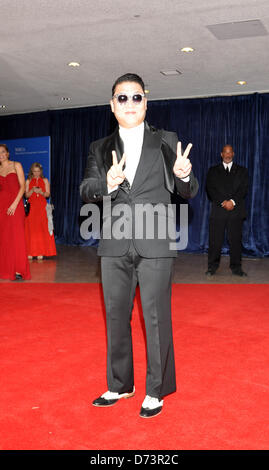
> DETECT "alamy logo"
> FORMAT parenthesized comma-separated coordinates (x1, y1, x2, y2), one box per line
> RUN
(80, 196, 189, 250)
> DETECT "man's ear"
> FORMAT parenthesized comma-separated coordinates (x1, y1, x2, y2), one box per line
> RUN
(110, 99, 114, 113)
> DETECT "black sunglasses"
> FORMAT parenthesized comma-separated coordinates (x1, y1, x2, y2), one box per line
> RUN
(113, 93, 145, 105)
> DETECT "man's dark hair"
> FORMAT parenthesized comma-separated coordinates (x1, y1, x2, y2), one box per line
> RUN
(112, 73, 145, 96)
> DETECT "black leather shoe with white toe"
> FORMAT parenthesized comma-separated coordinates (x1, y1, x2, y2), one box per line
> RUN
(92, 395, 118, 407)
(140, 405, 163, 418)
(92, 388, 135, 407)
(139, 395, 163, 418)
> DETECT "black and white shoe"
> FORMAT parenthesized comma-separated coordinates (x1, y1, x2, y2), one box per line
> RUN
(139, 395, 163, 418)
(92, 387, 135, 407)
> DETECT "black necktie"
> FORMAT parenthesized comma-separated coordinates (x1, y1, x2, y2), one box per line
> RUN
(225, 166, 229, 174)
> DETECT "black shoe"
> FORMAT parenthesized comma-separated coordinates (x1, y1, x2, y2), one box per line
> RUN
(14, 273, 23, 281)
(139, 395, 163, 418)
(205, 270, 216, 276)
(232, 270, 247, 277)
(92, 387, 135, 407)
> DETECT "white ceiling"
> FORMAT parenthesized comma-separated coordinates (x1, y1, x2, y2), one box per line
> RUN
(1, 0, 269, 115)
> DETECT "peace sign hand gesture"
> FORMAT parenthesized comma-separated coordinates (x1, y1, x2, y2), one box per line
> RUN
(173, 142, 193, 179)
(107, 151, 126, 190)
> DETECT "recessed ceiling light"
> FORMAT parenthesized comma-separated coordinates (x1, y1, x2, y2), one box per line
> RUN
(68, 62, 80, 67)
(0, 105, 6, 109)
(237, 80, 247, 85)
(181, 47, 194, 52)
(61, 97, 71, 101)
(145, 89, 150, 94)
(160, 70, 182, 76)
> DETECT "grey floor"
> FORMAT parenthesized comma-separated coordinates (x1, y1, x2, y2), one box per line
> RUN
(3, 244, 268, 284)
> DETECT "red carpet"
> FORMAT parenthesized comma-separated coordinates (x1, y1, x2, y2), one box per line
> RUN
(0, 283, 269, 450)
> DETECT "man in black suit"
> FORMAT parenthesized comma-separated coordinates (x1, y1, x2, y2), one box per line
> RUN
(206, 145, 248, 277)
(80, 73, 198, 418)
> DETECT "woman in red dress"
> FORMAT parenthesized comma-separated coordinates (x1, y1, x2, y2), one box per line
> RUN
(25, 163, 56, 259)
(0, 144, 31, 280)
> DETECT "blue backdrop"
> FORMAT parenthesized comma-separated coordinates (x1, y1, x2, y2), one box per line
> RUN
(3, 136, 50, 180)
(0, 92, 268, 257)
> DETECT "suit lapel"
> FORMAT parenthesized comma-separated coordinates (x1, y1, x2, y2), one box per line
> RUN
(220, 163, 226, 174)
(217, 163, 226, 180)
(230, 163, 241, 191)
(161, 134, 176, 193)
(131, 123, 162, 192)
(230, 162, 238, 176)
(103, 127, 124, 173)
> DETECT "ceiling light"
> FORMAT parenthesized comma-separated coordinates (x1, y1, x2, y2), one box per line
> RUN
(181, 47, 194, 52)
(160, 70, 182, 76)
(61, 97, 71, 101)
(0, 105, 6, 109)
(145, 89, 150, 94)
(68, 62, 80, 67)
(237, 80, 247, 85)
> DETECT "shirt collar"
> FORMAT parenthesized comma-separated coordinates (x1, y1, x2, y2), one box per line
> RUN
(223, 161, 233, 170)
(119, 121, 144, 139)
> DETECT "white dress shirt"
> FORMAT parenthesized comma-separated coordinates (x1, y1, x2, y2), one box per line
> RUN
(119, 122, 144, 186)
(223, 161, 233, 172)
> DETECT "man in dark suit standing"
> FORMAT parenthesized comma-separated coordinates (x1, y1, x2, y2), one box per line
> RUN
(206, 145, 248, 277)
(80, 73, 198, 418)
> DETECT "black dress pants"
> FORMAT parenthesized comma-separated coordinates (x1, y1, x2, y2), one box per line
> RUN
(101, 241, 176, 400)
(208, 211, 244, 272)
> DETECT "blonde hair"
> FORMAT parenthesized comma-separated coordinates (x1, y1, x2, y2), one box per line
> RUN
(28, 162, 44, 180)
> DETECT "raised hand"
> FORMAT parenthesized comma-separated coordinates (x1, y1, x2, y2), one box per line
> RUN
(173, 141, 192, 179)
(107, 151, 126, 189)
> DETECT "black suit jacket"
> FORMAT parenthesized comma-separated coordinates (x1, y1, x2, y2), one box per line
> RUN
(80, 122, 199, 257)
(206, 162, 248, 219)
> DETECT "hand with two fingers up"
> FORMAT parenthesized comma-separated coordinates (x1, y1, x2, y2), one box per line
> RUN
(107, 150, 126, 191)
(173, 141, 193, 179)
